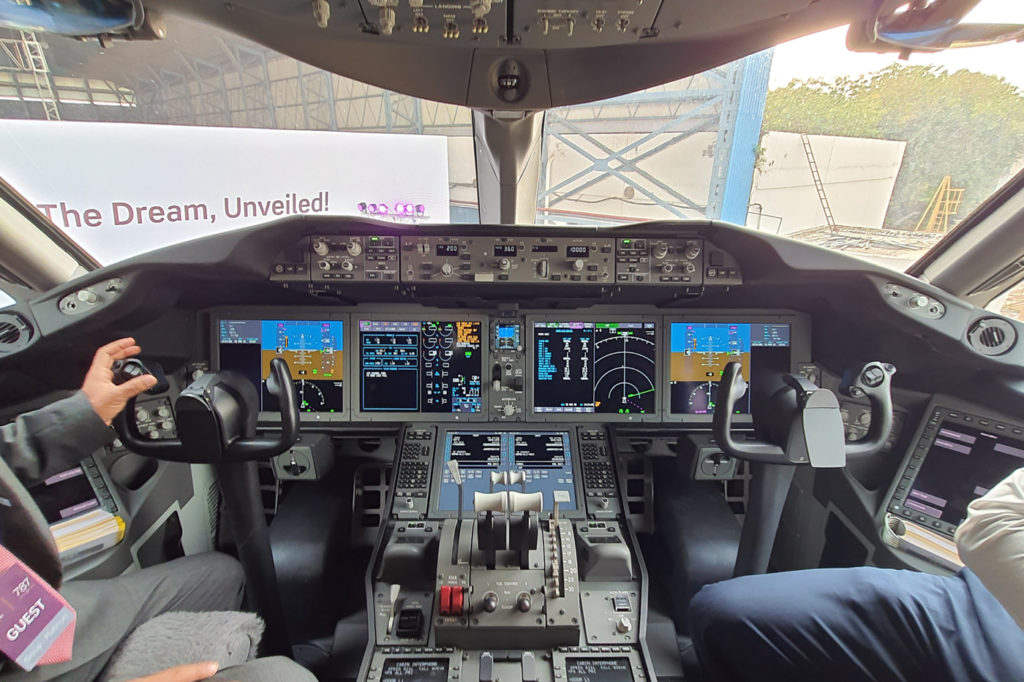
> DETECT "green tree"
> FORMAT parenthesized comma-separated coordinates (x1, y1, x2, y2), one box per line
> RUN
(763, 64, 1024, 229)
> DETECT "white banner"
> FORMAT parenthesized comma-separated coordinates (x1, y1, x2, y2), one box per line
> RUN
(0, 120, 450, 264)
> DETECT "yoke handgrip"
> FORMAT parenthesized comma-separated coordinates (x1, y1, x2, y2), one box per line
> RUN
(840, 362, 897, 460)
(226, 357, 300, 460)
(712, 362, 786, 463)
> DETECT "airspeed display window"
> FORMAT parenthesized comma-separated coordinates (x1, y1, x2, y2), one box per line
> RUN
(360, 320, 482, 412)
(669, 322, 790, 415)
(533, 321, 657, 414)
(218, 319, 344, 413)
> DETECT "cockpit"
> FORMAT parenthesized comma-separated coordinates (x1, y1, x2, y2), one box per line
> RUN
(0, 1, 1023, 681)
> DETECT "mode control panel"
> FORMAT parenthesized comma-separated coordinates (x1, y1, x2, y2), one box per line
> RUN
(400, 235, 616, 284)
(615, 237, 704, 285)
(312, 234, 400, 282)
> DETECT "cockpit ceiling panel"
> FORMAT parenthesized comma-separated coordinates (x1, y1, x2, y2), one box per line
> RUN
(144, 0, 875, 108)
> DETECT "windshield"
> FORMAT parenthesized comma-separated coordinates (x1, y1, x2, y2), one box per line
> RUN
(0, 1, 1021, 270)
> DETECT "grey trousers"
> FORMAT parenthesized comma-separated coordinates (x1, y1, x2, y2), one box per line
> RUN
(1, 553, 315, 682)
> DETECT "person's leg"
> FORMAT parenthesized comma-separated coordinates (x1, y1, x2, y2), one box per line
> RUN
(1, 553, 244, 682)
(210, 657, 317, 682)
(688, 566, 1024, 682)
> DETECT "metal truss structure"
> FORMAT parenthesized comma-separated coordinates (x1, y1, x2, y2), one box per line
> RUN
(0, 26, 770, 225)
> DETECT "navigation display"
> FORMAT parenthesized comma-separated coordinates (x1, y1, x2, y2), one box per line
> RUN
(218, 319, 344, 413)
(533, 321, 657, 415)
(906, 422, 1024, 527)
(437, 431, 576, 512)
(669, 322, 790, 415)
(359, 320, 482, 413)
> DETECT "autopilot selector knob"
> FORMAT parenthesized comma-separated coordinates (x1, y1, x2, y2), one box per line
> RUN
(537, 259, 549, 278)
(652, 243, 668, 259)
(684, 243, 701, 260)
(660, 263, 674, 274)
(482, 592, 498, 613)
(340, 260, 354, 272)
(345, 239, 362, 257)
(515, 592, 532, 613)
(441, 263, 454, 277)
(312, 239, 330, 256)
(498, 258, 511, 271)
(571, 259, 585, 273)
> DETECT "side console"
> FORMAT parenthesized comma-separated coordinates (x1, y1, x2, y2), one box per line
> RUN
(361, 425, 652, 682)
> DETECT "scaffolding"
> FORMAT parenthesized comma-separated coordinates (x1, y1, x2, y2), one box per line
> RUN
(914, 175, 964, 234)
(0, 25, 770, 223)
(0, 31, 61, 120)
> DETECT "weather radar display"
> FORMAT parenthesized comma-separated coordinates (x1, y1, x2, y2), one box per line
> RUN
(533, 321, 657, 415)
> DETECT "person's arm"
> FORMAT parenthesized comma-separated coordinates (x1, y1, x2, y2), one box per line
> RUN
(1, 338, 157, 485)
(955, 467, 1024, 629)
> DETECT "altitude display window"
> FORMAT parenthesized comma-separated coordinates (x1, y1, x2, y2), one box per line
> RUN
(359, 320, 482, 413)
(533, 321, 657, 415)
(668, 322, 790, 415)
(218, 319, 344, 413)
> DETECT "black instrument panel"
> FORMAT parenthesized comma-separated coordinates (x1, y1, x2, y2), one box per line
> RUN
(209, 306, 810, 424)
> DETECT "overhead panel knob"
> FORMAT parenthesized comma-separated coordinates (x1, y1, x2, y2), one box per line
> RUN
(482, 592, 498, 613)
(571, 259, 585, 272)
(515, 592, 532, 613)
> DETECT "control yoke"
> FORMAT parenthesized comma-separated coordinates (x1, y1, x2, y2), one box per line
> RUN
(711, 360, 895, 577)
(712, 360, 896, 468)
(113, 357, 301, 463)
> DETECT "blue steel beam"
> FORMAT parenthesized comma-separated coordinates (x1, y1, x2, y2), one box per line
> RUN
(707, 49, 773, 224)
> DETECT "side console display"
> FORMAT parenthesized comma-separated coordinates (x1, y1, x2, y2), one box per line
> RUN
(217, 319, 345, 413)
(532, 321, 658, 417)
(668, 322, 791, 416)
(359, 320, 483, 414)
(889, 405, 1024, 537)
(436, 430, 577, 512)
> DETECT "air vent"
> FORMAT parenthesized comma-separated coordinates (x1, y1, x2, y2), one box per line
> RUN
(0, 313, 32, 353)
(967, 318, 1017, 356)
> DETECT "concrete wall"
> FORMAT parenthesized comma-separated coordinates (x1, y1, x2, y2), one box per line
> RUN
(528, 129, 905, 231)
(750, 132, 906, 235)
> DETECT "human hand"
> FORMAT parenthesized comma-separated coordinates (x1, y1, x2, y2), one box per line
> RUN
(81, 337, 158, 425)
(128, 662, 220, 682)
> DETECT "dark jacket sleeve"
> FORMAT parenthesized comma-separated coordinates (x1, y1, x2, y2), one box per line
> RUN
(1, 391, 114, 485)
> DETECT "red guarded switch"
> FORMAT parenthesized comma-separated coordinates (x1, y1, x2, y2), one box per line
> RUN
(439, 585, 452, 616)
(451, 586, 464, 615)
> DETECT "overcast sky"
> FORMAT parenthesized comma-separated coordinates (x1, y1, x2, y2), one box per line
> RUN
(769, 0, 1024, 90)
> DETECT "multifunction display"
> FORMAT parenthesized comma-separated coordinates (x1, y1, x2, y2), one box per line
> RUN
(437, 431, 576, 512)
(669, 322, 790, 415)
(359, 320, 482, 413)
(218, 319, 345, 413)
(533, 321, 657, 415)
(906, 421, 1024, 527)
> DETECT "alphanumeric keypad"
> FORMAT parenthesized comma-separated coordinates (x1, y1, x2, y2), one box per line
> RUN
(396, 460, 429, 489)
(584, 461, 615, 490)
